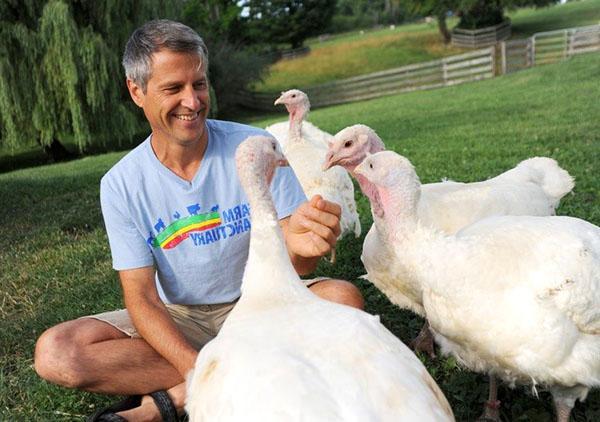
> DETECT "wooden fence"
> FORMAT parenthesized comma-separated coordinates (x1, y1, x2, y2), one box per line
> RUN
(239, 47, 495, 111)
(260, 46, 311, 63)
(280, 46, 311, 61)
(239, 24, 599, 111)
(452, 20, 511, 48)
(501, 24, 600, 74)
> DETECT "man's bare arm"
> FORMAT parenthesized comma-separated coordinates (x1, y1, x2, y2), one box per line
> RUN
(119, 267, 197, 377)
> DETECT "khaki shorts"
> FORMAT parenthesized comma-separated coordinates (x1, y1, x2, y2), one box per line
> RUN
(83, 277, 327, 350)
(83, 301, 237, 350)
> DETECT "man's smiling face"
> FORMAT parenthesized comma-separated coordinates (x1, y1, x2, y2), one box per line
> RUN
(128, 49, 210, 148)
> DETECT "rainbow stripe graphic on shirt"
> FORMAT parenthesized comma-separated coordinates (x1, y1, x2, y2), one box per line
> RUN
(152, 211, 222, 249)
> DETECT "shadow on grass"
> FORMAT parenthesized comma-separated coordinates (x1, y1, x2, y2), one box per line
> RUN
(0, 132, 147, 175)
(0, 108, 282, 175)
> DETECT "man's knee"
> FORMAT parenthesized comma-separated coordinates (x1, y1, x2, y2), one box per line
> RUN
(309, 279, 365, 310)
(34, 319, 118, 389)
(34, 322, 85, 388)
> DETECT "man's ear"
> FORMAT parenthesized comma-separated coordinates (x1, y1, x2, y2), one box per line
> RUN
(126, 79, 145, 108)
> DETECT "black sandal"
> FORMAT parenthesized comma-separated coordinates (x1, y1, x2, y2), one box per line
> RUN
(87, 391, 179, 422)
(149, 390, 179, 421)
(87, 395, 141, 421)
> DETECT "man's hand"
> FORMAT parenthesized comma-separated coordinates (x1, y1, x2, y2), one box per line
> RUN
(281, 195, 341, 273)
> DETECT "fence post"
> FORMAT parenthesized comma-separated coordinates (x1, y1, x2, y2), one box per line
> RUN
(567, 29, 574, 58)
(442, 58, 448, 86)
(500, 41, 507, 75)
(531, 35, 536, 66)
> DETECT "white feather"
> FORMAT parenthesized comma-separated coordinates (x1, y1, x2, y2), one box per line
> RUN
(186, 136, 454, 422)
(356, 150, 600, 413)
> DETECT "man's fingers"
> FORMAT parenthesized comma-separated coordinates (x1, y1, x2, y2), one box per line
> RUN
(309, 195, 342, 219)
(310, 195, 322, 207)
(310, 195, 342, 218)
(298, 217, 338, 247)
(300, 205, 341, 237)
(319, 200, 342, 219)
(310, 233, 333, 256)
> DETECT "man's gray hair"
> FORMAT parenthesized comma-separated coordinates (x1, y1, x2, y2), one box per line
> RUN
(123, 19, 209, 92)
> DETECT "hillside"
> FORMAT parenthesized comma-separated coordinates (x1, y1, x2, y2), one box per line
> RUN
(253, 0, 600, 93)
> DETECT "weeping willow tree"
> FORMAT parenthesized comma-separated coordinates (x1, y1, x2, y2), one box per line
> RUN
(0, 0, 178, 160)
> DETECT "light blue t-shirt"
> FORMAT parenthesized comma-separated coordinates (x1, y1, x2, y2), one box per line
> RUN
(100, 120, 306, 305)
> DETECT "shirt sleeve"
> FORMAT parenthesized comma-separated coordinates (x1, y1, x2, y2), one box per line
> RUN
(270, 166, 307, 219)
(100, 176, 154, 271)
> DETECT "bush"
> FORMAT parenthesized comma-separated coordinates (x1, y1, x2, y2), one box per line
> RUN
(207, 41, 270, 118)
(457, 1, 505, 29)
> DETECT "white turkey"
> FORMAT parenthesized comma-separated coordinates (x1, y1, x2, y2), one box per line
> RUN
(265, 89, 332, 150)
(185, 135, 455, 422)
(355, 150, 600, 422)
(323, 124, 574, 357)
(270, 90, 361, 263)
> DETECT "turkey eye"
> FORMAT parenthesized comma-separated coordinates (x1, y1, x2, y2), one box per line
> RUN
(369, 163, 373, 169)
(344, 140, 353, 148)
(272, 142, 276, 151)
(291, 94, 296, 98)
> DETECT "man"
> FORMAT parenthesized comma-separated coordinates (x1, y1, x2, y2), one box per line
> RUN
(34, 20, 363, 421)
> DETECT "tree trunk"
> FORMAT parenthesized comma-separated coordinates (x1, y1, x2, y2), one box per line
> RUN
(437, 13, 451, 44)
(41, 138, 76, 162)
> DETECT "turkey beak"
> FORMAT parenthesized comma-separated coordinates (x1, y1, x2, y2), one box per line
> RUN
(322, 151, 337, 171)
(274, 95, 284, 106)
(354, 160, 367, 177)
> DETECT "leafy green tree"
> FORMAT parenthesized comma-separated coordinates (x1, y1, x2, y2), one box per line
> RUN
(0, 0, 177, 160)
(180, 0, 246, 43)
(331, 0, 408, 31)
(456, 0, 505, 29)
(242, 0, 337, 48)
(402, 0, 559, 43)
(1, 0, 271, 157)
(403, 0, 456, 43)
(180, 0, 270, 116)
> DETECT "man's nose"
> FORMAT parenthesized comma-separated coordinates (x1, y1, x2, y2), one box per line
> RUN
(180, 85, 200, 110)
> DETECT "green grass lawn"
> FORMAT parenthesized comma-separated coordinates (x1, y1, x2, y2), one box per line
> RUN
(509, 0, 600, 37)
(253, 0, 600, 93)
(2, 53, 600, 420)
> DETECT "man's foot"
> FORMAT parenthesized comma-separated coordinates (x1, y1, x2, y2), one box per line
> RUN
(117, 391, 178, 422)
(87, 396, 140, 422)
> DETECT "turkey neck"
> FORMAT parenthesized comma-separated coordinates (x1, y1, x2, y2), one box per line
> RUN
(354, 173, 384, 218)
(237, 162, 310, 308)
(377, 182, 420, 240)
(288, 103, 307, 142)
(348, 141, 386, 217)
(376, 183, 459, 291)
